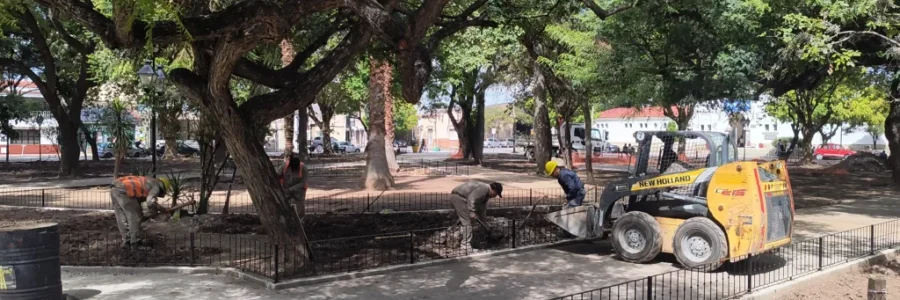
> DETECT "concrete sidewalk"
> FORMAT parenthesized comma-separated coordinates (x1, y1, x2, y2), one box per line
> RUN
(60, 195, 900, 300)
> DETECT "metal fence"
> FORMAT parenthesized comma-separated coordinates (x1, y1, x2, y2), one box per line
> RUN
(549, 219, 900, 300)
(59, 217, 570, 282)
(0, 187, 601, 215)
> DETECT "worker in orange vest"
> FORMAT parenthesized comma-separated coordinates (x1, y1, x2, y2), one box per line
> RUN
(109, 176, 171, 246)
(278, 156, 309, 217)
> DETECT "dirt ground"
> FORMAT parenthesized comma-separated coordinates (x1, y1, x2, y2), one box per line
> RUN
(777, 255, 900, 299)
(0, 205, 561, 278)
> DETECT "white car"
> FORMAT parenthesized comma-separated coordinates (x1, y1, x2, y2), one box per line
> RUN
(500, 139, 516, 147)
(337, 141, 360, 153)
(483, 138, 501, 148)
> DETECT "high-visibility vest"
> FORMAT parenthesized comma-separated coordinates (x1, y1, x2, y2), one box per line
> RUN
(117, 176, 149, 198)
(280, 162, 307, 190)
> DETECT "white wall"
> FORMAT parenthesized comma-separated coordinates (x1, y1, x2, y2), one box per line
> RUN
(595, 116, 670, 145)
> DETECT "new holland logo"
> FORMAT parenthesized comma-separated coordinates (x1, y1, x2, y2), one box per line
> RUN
(637, 175, 692, 188)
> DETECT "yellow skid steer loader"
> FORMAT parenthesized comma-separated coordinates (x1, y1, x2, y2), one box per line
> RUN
(547, 131, 794, 270)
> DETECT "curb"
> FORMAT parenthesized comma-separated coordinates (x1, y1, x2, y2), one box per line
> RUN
(740, 247, 900, 299)
(61, 237, 595, 290)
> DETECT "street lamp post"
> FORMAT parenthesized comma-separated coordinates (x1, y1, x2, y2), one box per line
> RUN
(742, 118, 750, 161)
(36, 115, 44, 161)
(137, 60, 166, 178)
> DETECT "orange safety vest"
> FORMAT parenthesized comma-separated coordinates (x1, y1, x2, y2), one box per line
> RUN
(117, 176, 149, 198)
(280, 162, 307, 190)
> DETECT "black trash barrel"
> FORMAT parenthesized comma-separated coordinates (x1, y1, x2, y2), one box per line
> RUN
(0, 223, 61, 300)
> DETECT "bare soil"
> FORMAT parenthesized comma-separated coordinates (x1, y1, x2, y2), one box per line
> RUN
(777, 255, 900, 299)
(0, 206, 561, 278)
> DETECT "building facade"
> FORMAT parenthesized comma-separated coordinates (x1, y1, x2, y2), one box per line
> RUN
(595, 102, 889, 151)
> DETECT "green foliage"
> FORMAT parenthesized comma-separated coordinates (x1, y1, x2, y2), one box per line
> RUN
(105, 98, 134, 157)
(666, 122, 678, 132)
(393, 101, 418, 137)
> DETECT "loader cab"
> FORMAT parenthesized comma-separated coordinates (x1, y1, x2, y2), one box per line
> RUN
(629, 131, 738, 178)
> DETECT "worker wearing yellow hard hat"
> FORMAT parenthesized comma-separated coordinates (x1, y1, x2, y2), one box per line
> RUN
(545, 160, 585, 208)
(109, 175, 170, 247)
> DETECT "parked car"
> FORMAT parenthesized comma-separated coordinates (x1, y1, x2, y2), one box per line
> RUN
(500, 139, 516, 147)
(483, 138, 501, 148)
(814, 143, 856, 160)
(100, 144, 146, 159)
(157, 143, 200, 157)
(310, 137, 339, 148)
(604, 144, 621, 153)
(337, 141, 360, 153)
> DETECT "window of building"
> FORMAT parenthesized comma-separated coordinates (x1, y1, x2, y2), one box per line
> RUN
(765, 124, 770, 131)
(9, 129, 41, 144)
(653, 123, 657, 128)
(773, 124, 778, 131)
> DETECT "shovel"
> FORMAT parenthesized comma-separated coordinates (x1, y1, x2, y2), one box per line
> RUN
(474, 217, 505, 243)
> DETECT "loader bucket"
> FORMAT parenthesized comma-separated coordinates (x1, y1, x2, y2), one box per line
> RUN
(544, 204, 601, 238)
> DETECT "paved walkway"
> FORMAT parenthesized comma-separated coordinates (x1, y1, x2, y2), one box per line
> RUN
(61, 194, 900, 300)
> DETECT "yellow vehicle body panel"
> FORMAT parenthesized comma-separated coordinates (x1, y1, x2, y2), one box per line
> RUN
(655, 217, 685, 254)
(704, 160, 794, 260)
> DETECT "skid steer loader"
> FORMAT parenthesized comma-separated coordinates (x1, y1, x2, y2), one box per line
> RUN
(546, 131, 794, 270)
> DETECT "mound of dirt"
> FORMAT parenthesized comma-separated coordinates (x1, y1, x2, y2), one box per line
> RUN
(826, 152, 889, 173)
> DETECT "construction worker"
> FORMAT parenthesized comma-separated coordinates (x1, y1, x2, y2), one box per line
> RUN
(109, 176, 170, 246)
(449, 181, 503, 252)
(278, 156, 309, 218)
(545, 160, 585, 208)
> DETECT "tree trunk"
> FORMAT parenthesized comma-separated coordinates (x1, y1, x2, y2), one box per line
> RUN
(472, 89, 485, 165)
(165, 138, 178, 158)
(80, 125, 99, 161)
(582, 99, 594, 182)
(362, 58, 394, 190)
(564, 118, 573, 169)
(532, 66, 553, 175)
(321, 115, 334, 154)
(284, 111, 295, 155)
(298, 109, 308, 161)
(799, 128, 817, 165)
(58, 123, 81, 177)
(383, 63, 399, 170)
(113, 152, 124, 179)
(885, 95, 900, 189)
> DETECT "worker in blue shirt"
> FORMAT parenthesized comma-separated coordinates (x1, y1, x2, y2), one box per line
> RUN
(545, 161, 585, 208)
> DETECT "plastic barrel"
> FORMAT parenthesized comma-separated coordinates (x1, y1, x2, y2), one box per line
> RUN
(0, 223, 62, 300)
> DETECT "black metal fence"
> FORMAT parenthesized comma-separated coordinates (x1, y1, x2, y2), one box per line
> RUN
(0, 187, 601, 215)
(549, 219, 900, 300)
(59, 217, 570, 282)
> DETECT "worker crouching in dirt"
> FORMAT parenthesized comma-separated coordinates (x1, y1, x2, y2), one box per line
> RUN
(449, 181, 503, 253)
(545, 161, 585, 208)
(278, 156, 309, 218)
(109, 176, 171, 247)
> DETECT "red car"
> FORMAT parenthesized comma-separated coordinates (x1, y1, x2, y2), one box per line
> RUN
(814, 143, 856, 160)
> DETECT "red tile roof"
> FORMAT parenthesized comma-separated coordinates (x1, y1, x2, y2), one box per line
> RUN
(598, 106, 678, 119)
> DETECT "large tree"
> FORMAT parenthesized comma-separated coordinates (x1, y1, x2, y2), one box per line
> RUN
(1, 4, 98, 176)
(32, 0, 494, 263)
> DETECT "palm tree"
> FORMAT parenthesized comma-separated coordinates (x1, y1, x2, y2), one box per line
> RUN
(106, 99, 134, 179)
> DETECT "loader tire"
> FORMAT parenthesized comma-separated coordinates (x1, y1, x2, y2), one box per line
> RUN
(611, 211, 662, 264)
(673, 217, 727, 271)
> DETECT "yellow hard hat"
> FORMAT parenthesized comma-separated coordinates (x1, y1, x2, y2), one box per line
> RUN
(158, 177, 171, 191)
(544, 161, 558, 176)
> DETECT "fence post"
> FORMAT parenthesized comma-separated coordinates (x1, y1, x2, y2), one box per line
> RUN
(41, 190, 45, 207)
(190, 232, 195, 267)
(818, 237, 824, 270)
(870, 224, 876, 255)
(409, 231, 415, 264)
(511, 220, 517, 249)
(746, 253, 753, 293)
(646, 276, 653, 299)
(274, 244, 280, 283)
(529, 189, 533, 207)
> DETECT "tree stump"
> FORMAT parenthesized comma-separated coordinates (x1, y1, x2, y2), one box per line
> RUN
(868, 276, 886, 300)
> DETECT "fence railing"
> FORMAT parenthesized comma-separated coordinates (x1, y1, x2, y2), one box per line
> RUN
(0, 187, 602, 215)
(59, 217, 571, 282)
(549, 219, 900, 300)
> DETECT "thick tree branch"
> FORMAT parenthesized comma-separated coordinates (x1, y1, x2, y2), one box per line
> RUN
(19, 9, 59, 96)
(444, 0, 488, 21)
(239, 25, 373, 125)
(34, 0, 345, 49)
(427, 18, 498, 50)
(233, 25, 342, 89)
(406, 0, 453, 44)
(49, 11, 93, 54)
(579, 0, 639, 20)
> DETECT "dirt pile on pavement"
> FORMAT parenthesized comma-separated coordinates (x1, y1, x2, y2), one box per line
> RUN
(778, 256, 900, 300)
(825, 152, 888, 174)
